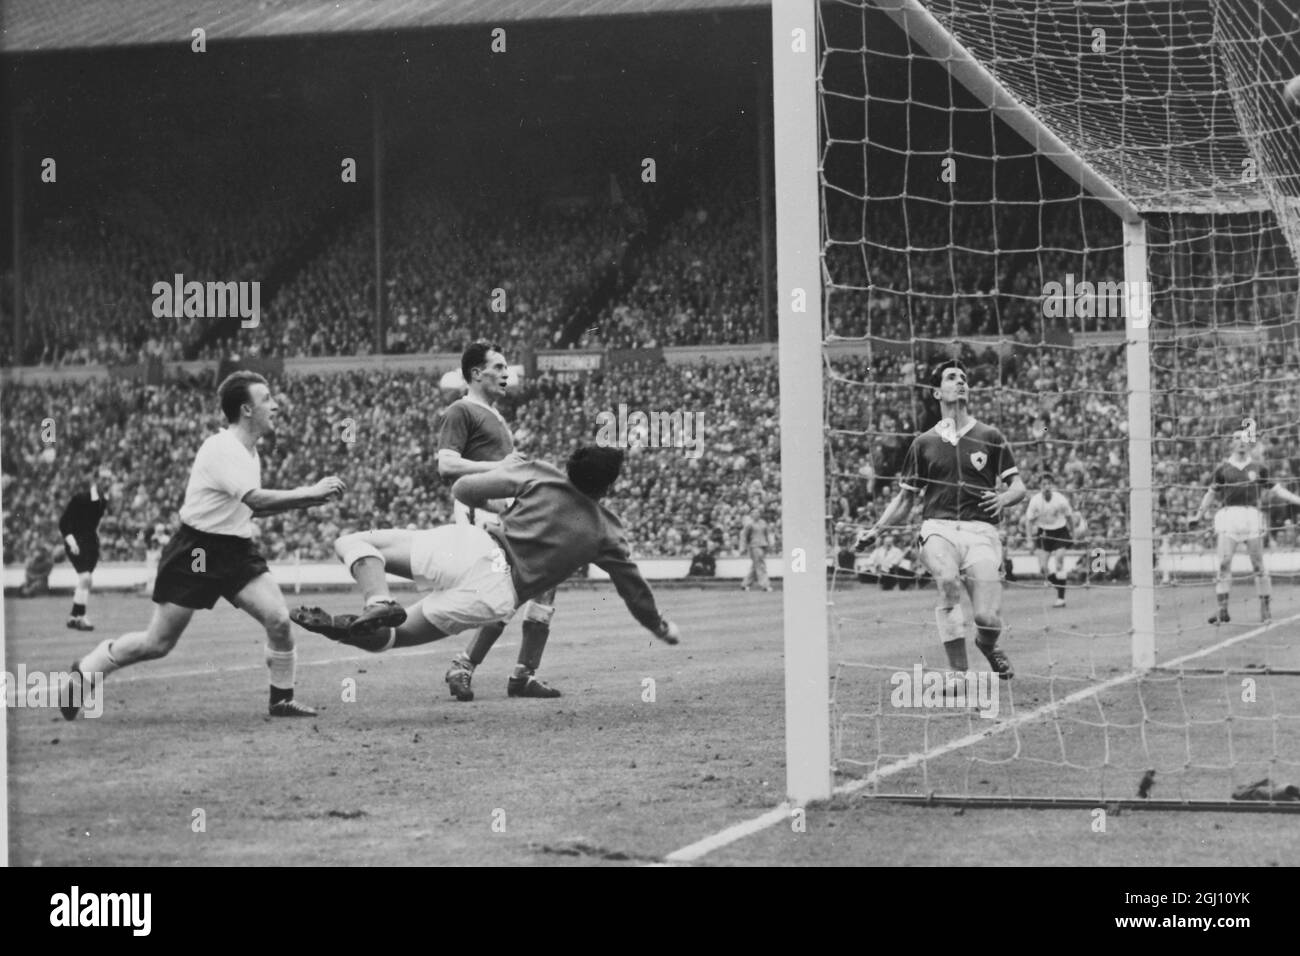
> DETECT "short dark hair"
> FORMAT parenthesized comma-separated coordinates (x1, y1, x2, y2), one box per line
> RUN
(930, 359, 967, 390)
(218, 371, 269, 423)
(462, 341, 504, 384)
(567, 445, 624, 499)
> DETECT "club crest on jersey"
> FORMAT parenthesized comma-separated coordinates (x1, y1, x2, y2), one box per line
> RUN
(970, 451, 988, 471)
(1247, 470, 1258, 481)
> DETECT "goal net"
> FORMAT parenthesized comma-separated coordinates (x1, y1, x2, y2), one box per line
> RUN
(819, 0, 1300, 808)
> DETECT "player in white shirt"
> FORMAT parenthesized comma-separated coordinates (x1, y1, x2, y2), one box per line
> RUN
(60, 372, 347, 719)
(1021, 474, 1081, 608)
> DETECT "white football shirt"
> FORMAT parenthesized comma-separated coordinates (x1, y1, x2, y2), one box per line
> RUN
(179, 429, 261, 537)
(1025, 490, 1073, 530)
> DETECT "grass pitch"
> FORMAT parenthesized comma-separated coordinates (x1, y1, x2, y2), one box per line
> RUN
(7, 575, 1297, 866)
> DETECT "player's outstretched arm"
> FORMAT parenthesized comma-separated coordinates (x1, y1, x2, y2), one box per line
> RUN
(1268, 482, 1300, 509)
(244, 476, 345, 516)
(1190, 487, 1218, 525)
(453, 469, 525, 509)
(595, 550, 679, 644)
(437, 449, 527, 479)
(855, 488, 916, 551)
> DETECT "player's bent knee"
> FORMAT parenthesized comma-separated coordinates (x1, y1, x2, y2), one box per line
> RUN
(973, 611, 1001, 631)
(264, 608, 292, 641)
(523, 602, 555, 625)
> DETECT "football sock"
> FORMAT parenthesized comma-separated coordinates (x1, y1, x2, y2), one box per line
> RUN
(1255, 573, 1271, 598)
(71, 602, 87, 618)
(79, 637, 123, 676)
(518, 620, 549, 673)
(350, 557, 391, 606)
(267, 647, 296, 694)
(1049, 574, 1066, 599)
(465, 619, 508, 667)
(943, 641, 969, 670)
(936, 606, 968, 669)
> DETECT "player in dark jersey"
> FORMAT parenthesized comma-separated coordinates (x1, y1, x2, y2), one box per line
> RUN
(291, 446, 681, 657)
(59, 466, 113, 630)
(855, 360, 1026, 678)
(1193, 429, 1300, 623)
(434, 342, 562, 700)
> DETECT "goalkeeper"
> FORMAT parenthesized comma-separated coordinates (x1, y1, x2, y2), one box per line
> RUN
(292, 445, 682, 654)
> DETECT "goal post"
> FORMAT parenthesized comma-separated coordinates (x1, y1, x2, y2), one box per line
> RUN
(1123, 219, 1156, 671)
(773, 0, 832, 806)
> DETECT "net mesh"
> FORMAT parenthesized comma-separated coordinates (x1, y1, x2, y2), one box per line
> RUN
(820, 0, 1300, 806)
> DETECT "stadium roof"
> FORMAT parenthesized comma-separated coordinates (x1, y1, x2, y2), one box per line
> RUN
(1, 0, 768, 53)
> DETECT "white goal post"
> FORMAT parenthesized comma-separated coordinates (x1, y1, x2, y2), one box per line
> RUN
(773, 0, 832, 805)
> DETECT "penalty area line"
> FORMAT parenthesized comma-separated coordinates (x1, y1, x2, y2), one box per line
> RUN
(660, 611, 1300, 865)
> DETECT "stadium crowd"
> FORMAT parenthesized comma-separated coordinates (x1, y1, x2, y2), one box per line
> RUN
(218, 193, 641, 359)
(4, 176, 772, 368)
(8, 172, 1293, 371)
(830, 339, 1300, 553)
(3, 179, 329, 368)
(0, 359, 780, 566)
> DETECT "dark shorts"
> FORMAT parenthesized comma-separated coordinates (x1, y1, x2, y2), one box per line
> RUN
(1035, 525, 1072, 553)
(66, 541, 100, 575)
(151, 524, 270, 610)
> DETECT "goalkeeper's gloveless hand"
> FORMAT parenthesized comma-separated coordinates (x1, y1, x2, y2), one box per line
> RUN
(654, 618, 680, 645)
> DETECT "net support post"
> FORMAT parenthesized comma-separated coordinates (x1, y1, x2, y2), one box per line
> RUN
(773, 0, 832, 805)
(1124, 219, 1156, 670)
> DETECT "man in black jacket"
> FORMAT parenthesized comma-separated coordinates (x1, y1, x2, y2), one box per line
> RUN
(59, 467, 112, 630)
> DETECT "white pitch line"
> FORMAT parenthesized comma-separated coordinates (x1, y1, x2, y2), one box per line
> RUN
(663, 804, 794, 864)
(660, 612, 1300, 864)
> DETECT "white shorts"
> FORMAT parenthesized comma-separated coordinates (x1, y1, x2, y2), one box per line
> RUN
(919, 519, 1002, 575)
(1215, 507, 1264, 544)
(408, 525, 519, 634)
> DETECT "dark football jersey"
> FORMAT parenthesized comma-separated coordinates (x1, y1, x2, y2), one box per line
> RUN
(1212, 460, 1270, 509)
(438, 397, 515, 468)
(58, 487, 107, 546)
(898, 419, 1018, 524)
